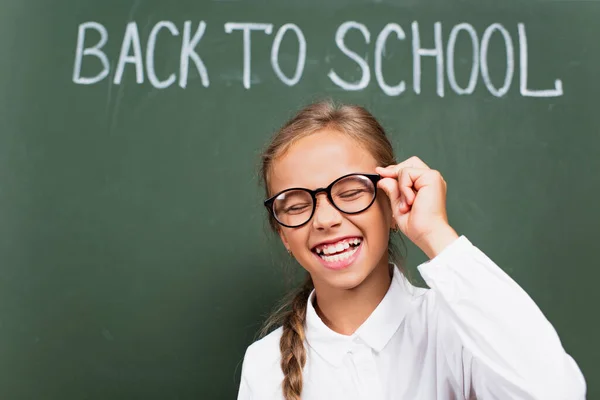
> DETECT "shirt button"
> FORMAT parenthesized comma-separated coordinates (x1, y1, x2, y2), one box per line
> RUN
(353, 337, 362, 344)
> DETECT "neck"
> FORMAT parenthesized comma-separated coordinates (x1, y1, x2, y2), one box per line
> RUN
(312, 258, 392, 336)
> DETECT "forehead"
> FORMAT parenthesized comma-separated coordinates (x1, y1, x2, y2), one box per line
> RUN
(269, 129, 378, 194)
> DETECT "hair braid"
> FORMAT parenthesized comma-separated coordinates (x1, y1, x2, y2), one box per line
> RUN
(279, 277, 313, 400)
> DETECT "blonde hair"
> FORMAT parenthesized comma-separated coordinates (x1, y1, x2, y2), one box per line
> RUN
(259, 99, 404, 400)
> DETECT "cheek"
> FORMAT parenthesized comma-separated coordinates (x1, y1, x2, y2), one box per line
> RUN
(376, 195, 393, 226)
(349, 205, 390, 240)
(361, 201, 392, 247)
(283, 228, 310, 252)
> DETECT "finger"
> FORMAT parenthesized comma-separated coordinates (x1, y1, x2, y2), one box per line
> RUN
(403, 156, 429, 169)
(378, 177, 412, 216)
(398, 168, 420, 206)
(377, 166, 429, 208)
(400, 167, 434, 205)
(375, 166, 400, 178)
(377, 177, 402, 212)
(412, 169, 445, 192)
(376, 156, 430, 176)
(404, 168, 446, 192)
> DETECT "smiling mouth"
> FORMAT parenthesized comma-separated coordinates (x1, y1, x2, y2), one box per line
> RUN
(312, 238, 362, 263)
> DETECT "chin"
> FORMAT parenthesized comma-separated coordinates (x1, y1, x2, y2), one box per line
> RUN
(303, 245, 383, 291)
(322, 269, 371, 291)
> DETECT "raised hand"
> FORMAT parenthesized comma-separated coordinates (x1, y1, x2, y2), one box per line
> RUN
(375, 156, 459, 259)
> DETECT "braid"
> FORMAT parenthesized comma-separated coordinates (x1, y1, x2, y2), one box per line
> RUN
(279, 277, 313, 400)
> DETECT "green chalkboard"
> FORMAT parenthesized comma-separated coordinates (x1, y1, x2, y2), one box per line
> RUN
(0, 0, 598, 398)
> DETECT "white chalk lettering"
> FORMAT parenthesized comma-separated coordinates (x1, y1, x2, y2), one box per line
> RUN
(73, 22, 110, 85)
(375, 23, 406, 96)
(71, 19, 566, 98)
(180, 21, 210, 89)
(446, 23, 479, 95)
(224, 22, 273, 89)
(412, 21, 444, 97)
(328, 21, 371, 91)
(114, 22, 144, 85)
(147, 21, 179, 89)
(270, 23, 306, 86)
(480, 23, 514, 97)
(518, 23, 563, 97)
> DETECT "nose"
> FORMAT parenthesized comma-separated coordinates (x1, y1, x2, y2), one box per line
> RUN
(312, 193, 343, 230)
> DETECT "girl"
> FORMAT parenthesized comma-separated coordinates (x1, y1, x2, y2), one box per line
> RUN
(237, 101, 586, 400)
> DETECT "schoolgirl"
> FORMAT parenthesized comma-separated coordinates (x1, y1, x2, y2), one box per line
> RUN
(237, 101, 586, 400)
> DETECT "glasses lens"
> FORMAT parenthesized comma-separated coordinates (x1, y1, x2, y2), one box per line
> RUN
(331, 175, 376, 213)
(272, 190, 313, 227)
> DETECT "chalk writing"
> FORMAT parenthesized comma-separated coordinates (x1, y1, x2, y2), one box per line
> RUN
(271, 23, 306, 87)
(72, 20, 564, 97)
(446, 23, 478, 95)
(224, 23, 273, 89)
(328, 21, 371, 91)
(147, 21, 178, 89)
(375, 23, 406, 96)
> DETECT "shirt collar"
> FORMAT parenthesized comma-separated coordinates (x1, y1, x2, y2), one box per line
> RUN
(304, 265, 415, 367)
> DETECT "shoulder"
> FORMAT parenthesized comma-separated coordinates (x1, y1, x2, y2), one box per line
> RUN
(240, 327, 284, 396)
(401, 270, 466, 358)
(399, 273, 444, 330)
(244, 326, 283, 365)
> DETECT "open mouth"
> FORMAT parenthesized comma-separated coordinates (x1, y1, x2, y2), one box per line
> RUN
(312, 237, 362, 263)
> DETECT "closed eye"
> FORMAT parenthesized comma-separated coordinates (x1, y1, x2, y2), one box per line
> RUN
(283, 204, 311, 214)
(338, 189, 367, 199)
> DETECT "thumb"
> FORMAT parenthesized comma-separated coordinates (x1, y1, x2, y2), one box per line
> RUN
(377, 177, 402, 211)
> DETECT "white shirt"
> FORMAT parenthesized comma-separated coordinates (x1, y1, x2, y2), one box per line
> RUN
(237, 236, 586, 400)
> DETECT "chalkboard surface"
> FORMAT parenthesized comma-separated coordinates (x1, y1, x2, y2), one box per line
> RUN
(0, 0, 598, 398)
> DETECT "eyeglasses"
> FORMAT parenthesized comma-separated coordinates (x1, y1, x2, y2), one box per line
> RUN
(264, 173, 381, 228)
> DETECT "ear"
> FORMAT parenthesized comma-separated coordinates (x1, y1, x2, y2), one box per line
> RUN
(389, 209, 398, 231)
(277, 228, 291, 253)
(378, 192, 396, 230)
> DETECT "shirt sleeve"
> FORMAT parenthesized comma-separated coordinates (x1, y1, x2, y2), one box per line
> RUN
(418, 236, 587, 400)
(237, 350, 253, 400)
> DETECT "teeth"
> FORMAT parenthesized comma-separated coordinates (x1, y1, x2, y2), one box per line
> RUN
(315, 238, 362, 255)
(319, 246, 358, 262)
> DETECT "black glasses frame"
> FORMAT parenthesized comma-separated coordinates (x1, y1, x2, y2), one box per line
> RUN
(264, 173, 382, 228)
